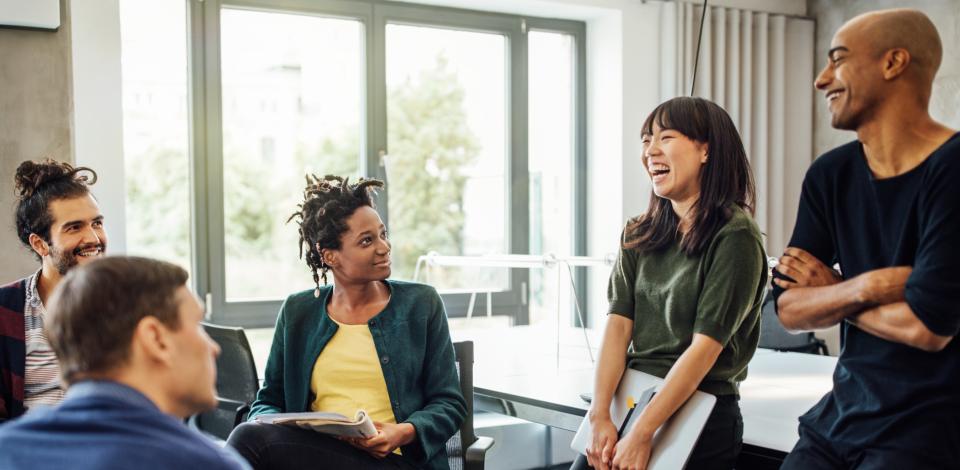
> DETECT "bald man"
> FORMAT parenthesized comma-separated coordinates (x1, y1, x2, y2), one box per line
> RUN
(771, 9, 959, 469)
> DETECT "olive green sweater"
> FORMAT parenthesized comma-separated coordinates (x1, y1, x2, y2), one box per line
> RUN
(608, 208, 768, 396)
(248, 280, 466, 470)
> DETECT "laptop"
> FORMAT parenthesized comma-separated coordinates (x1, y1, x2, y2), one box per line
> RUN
(570, 369, 716, 470)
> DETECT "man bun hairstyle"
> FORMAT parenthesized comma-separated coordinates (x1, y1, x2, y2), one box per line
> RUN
(14, 159, 98, 256)
(288, 174, 384, 295)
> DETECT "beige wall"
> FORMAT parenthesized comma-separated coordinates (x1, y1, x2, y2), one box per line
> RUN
(0, 0, 73, 281)
(809, 0, 960, 156)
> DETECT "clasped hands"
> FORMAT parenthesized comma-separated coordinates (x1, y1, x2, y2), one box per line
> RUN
(585, 414, 653, 470)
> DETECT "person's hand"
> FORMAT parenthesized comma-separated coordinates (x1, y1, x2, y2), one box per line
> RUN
(345, 422, 416, 459)
(610, 431, 652, 470)
(585, 413, 618, 470)
(774, 247, 841, 290)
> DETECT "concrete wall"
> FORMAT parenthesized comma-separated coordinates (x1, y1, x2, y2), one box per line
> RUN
(0, 0, 73, 281)
(808, 0, 960, 156)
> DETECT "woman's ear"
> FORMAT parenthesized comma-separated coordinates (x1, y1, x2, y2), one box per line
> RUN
(319, 245, 338, 269)
(700, 142, 709, 163)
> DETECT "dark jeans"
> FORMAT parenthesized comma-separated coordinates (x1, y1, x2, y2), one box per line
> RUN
(570, 394, 742, 470)
(780, 423, 950, 470)
(226, 422, 421, 470)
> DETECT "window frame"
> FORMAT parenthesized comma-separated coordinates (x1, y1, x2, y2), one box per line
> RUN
(186, 0, 586, 328)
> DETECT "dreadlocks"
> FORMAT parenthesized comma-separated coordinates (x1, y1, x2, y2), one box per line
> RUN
(288, 174, 384, 296)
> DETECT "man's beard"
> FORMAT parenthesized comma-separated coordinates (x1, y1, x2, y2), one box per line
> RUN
(49, 242, 105, 275)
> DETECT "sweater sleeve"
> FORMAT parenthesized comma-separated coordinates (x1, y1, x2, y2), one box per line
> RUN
(608, 227, 638, 319)
(246, 301, 287, 420)
(694, 228, 767, 346)
(401, 288, 467, 463)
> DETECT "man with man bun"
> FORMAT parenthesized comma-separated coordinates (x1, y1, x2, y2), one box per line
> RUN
(0, 159, 107, 421)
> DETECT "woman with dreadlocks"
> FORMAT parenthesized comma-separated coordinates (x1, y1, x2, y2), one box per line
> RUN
(227, 175, 465, 470)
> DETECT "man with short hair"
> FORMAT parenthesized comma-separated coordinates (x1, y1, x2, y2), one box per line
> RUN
(0, 159, 107, 421)
(0, 256, 249, 470)
(773, 8, 959, 469)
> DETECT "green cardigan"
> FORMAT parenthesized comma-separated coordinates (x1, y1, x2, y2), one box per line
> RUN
(248, 280, 466, 470)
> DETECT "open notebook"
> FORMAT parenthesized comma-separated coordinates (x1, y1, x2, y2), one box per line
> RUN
(255, 410, 377, 438)
(570, 369, 716, 470)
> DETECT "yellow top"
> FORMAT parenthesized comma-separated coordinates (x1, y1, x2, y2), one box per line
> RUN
(310, 315, 397, 427)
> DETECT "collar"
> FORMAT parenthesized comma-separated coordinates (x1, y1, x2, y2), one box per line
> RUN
(65, 380, 160, 412)
(25, 269, 43, 310)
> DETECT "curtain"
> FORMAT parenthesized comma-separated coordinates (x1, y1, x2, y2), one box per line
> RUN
(658, 2, 816, 255)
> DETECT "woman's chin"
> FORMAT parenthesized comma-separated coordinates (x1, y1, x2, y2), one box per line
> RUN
(652, 186, 673, 200)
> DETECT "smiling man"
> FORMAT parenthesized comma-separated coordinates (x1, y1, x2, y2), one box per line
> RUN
(0, 159, 108, 421)
(773, 9, 959, 469)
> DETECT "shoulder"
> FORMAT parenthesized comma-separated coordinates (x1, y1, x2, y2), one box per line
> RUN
(279, 287, 327, 318)
(122, 427, 246, 470)
(715, 207, 763, 243)
(385, 280, 446, 324)
(0, 278, 28, 307)
(386, 279, 440, 301)
(924, 132, 960, 175)
(0, 278, 28, 334)
(805, 140, 861, 182)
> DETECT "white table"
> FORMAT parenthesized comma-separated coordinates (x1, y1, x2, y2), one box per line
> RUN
(452, 326, 837, 456)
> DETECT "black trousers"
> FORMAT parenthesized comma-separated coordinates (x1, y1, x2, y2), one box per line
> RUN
(780, 423, 952, 470)
(226, 422, 421, 470)
(570, 394, 742, 470)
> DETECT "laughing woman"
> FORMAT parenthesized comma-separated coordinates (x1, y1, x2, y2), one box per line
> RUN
(227, 175, 465, 470)
(580, 97, 767, 470)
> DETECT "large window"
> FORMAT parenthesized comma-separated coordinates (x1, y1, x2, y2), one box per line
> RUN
(122, 0, 585, 328)
(219, 9, 363, 301)
(120, 0, 192, 274)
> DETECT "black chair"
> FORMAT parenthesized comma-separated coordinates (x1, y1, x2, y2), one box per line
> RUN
(189, 322, 261, 440)
(447, 341, 495, 470)
(758, 289, 829, 355)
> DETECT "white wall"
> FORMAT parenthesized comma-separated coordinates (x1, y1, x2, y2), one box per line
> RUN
(70, 0, 126, 254)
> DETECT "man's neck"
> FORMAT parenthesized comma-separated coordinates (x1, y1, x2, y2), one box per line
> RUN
(35, 265, 62, 307)
(104, 371, 189, 419)
(856, 106, 956, 179)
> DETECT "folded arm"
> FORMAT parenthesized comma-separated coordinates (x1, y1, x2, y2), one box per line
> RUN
(775, 248, 952, 352)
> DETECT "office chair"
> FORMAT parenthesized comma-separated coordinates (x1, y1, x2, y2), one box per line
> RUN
(758, 289, 829, 355)
(189, 322, 261, 440)
(448, 341, 495, 470)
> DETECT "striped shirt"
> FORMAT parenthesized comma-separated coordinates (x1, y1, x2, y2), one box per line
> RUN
(23, 271, 65, 411)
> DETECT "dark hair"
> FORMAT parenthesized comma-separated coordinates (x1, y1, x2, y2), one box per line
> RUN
(46, 256, 188, 385)
(626, 97, 756, 255)
(288, 174, 384, 291)
(14, 159, 98, 258)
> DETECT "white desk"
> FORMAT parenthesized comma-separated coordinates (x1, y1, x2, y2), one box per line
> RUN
(452, 326, 836, 455)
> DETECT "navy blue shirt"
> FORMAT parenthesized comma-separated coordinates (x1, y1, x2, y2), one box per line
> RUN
(0, 380, 250, 470)
(773, 134, 960, 461)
